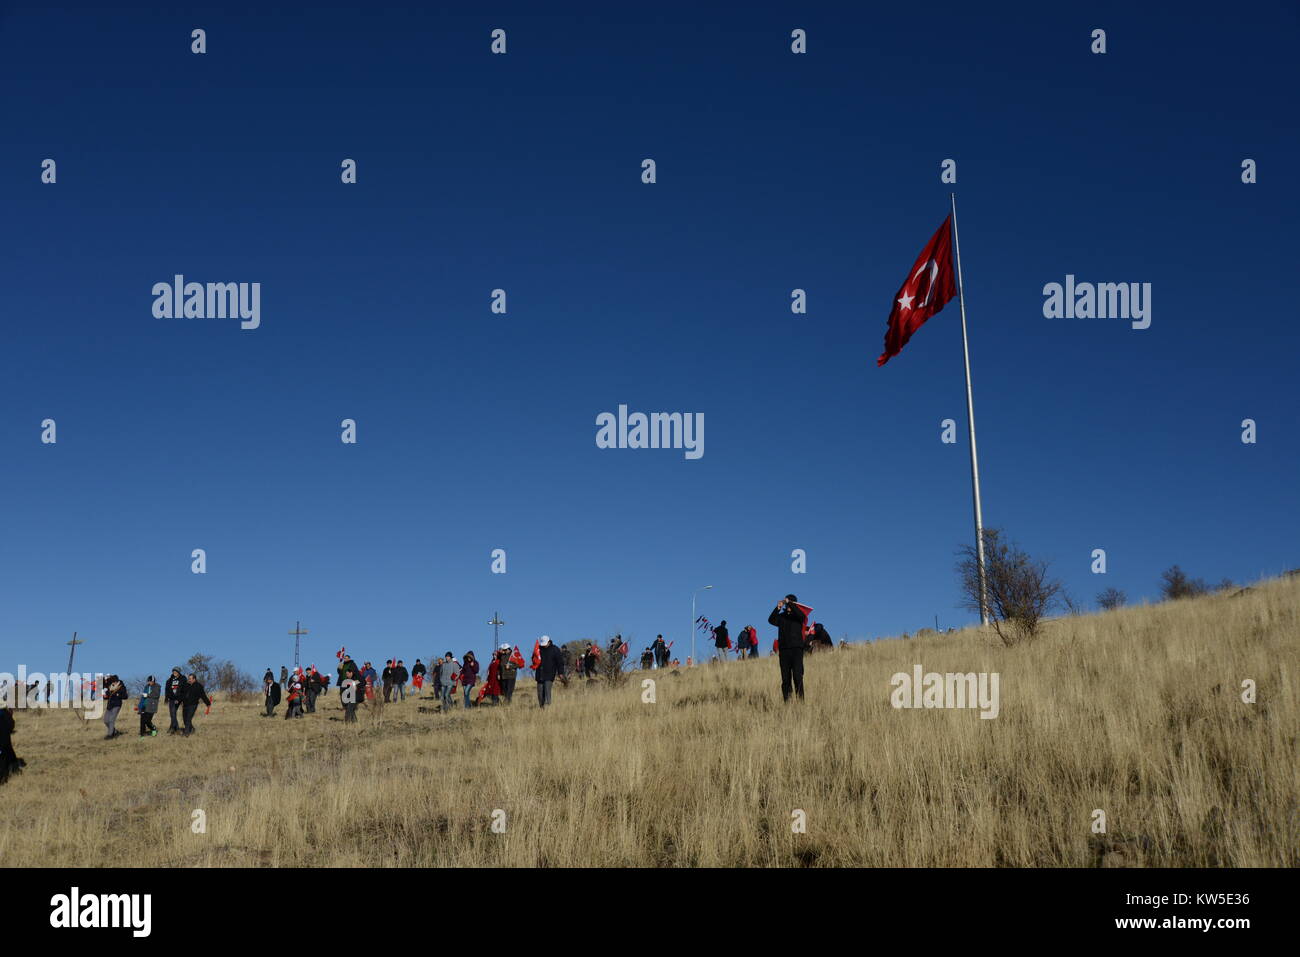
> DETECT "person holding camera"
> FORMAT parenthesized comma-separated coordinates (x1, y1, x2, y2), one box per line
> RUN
(769, 595, 809, 702)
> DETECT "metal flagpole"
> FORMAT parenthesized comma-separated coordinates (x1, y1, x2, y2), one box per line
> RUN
(950, 193, 990, 626)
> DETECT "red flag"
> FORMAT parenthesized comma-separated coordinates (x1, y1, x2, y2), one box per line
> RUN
(618, 641, 629, 656)
(530, 640, 541, 670)
(877, 215, 957, 366)
(793, 602, 814, 638)
(510, 646, 526, 668)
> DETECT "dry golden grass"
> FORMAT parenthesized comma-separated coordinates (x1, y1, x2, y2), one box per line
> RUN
(3, 576, 1296, 867)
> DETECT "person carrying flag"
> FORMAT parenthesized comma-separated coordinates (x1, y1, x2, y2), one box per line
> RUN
(712, 620, 731, 663)
(500, 645, 522, 704)
(478, 652, 504, 706)
(769, 595, 809, 702)
(652, 635, 669, 669)
(411, 659, 427, 694)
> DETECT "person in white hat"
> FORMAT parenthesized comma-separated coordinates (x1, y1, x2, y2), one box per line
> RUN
(535, 636, 565, 708)
(496, 644, 519, 705)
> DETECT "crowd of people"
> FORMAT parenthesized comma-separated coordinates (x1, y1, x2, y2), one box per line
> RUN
(0, 596, 830, 785)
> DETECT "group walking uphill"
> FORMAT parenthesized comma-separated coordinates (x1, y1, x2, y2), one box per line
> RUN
(11, 594, 830, 766)
(76, 667, 212, 744)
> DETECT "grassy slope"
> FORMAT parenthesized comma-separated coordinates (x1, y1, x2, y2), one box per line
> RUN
(2, 576, 1296, 867)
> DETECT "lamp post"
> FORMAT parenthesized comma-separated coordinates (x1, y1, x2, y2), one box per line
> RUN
(691, 585, 713, 665)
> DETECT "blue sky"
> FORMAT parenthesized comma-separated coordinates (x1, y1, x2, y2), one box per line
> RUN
(2, 2, 1297, 681)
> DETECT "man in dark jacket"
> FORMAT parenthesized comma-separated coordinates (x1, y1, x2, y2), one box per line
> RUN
(712, 620, 730, 662)
(306, 668, 324, 713)
(164, 668, 186, 734)
(497, 646, 518, 704)
(393, 661, 409, 702)
(652, 635, 669, 669)
(264, 677, 281, 717)
(181, 674, 211, 736)
(769, 595, 808, 702)
(535, 636, 565, 708)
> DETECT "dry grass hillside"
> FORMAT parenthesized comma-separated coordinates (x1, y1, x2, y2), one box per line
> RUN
(3, 576, 1296, 867)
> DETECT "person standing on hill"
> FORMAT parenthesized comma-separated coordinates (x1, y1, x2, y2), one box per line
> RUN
(461, 651, 480, 708)
(306, 667, 324, 713)
(411, 659, 427, 695)
(498, 646, 520, 704)
(102, 675, 127, 740)
(340, 668, 361, 723)
(138, 676, 161, 737)
(181, 673, 211, 736)
(712, 620, 730, 663)
(393, 660, 409, 702)
(0, 706, 23, 784)
(280, 665, 289, 685)
(284, 671, 304, 719)
(734, 625, 751, 660)
(535, 636, 566, 709)
(652, 635, 669, 669)
(264, 675, 281, 717)
(437, 653, 459, 712)
(769, 595, 808, 702)
(165, 668, 186, 734)
(381, 660, 394, 703)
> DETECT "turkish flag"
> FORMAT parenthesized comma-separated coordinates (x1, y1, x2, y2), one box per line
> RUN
(793, 602, 814, 638)
(530, 640, 541, 670)
(510, 646, 526, 668)
(877, 216, 957, 366)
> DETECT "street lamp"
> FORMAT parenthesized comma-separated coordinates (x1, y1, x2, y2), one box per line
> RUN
(691, 585, 713, 665)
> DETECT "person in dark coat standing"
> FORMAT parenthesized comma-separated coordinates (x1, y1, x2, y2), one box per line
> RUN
(0, 706, 25, 784)
(712, 621, 730, 662)
(393, 660, 409, 702)
(306, 668, 324, 713)
(769, 595, 808, 702)
(535, 636, 566, 709)
(181, 674, 211, 736)
(164, 668, 186, 734)
(138, 676, 161, 737)
(264, 675, 281, 717)
(652, 635, 669, 669)
(339, 668, 361, 723)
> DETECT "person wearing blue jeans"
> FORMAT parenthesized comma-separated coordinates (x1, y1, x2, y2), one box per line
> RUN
(437, 653, 458, 712)
(460, 651, 480, 709)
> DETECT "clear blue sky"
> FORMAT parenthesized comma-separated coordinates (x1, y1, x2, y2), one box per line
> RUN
(2, 2, 1296, 682)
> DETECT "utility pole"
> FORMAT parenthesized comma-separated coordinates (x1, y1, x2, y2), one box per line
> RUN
(66, 631, 84, 674)
(488, 612, 505, 649)
(289, 621, 309, 669)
